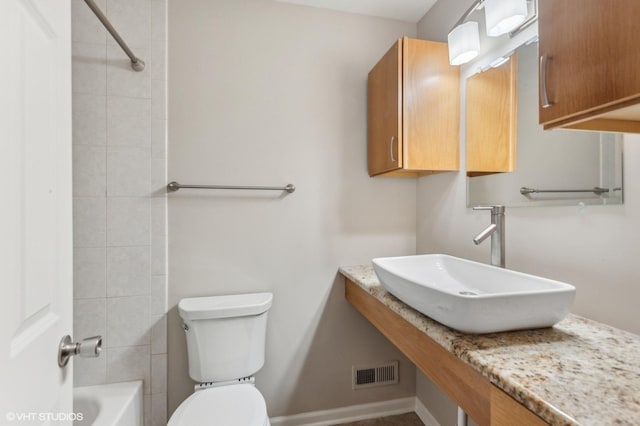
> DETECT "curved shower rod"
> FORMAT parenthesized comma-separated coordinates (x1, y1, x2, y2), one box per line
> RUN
(84, 0, 145, 72)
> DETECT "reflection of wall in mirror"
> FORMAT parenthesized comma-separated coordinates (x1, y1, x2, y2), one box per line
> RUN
(468, 41, 602, 207)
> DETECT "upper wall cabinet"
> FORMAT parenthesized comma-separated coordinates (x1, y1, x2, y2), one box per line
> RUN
(367, 37, 460, 177)
(466, 55, 518, 176)
(538, 0, 640, 133)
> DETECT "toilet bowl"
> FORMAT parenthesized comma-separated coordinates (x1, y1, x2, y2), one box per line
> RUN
(168, 292, 273, 425)
(168, 384, 269, 426)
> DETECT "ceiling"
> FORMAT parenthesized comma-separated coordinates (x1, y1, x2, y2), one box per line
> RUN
(271, 0, 439, 23)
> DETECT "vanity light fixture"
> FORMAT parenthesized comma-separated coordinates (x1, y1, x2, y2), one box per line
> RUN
(448, 21, 480, 66)
(447, 0, 531, 66)
(484, 0, 528, 36)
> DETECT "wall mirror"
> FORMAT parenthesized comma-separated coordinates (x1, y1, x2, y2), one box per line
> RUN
(466, 39, 624, 208)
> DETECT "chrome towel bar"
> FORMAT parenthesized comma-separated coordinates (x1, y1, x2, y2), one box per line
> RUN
(520, 186, 609, 195)
(84, 0, 145, 71)
(167, 181, 296, 194)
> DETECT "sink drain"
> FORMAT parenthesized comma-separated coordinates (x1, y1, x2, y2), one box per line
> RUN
(459, 291, 478, 296)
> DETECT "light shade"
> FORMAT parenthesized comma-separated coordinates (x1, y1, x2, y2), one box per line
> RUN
(484, 0, 527, 37)
(448, 21, 480, 66)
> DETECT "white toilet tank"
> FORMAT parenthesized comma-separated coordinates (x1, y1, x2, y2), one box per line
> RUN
(178, 292, 273, 383)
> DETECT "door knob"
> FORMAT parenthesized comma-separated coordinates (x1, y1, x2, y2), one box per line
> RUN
(58, 335, 102, 368)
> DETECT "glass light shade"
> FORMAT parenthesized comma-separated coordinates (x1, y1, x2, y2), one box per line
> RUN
(448, 21, 480, 66)
(484, 0, 528, 37)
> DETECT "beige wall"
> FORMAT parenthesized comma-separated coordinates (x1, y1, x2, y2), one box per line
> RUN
(168, 0, 419, 417)
(417, 1, 640, 424)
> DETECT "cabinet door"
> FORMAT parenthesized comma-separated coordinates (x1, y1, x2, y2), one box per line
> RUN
(466, 55, 517, 175)
(368, 40, 402, 176)
(403, 38, 459, 172)
(539, 0, 640, 129)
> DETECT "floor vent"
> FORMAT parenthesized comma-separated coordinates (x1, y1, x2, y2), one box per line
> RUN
(352, 361, 399, 389)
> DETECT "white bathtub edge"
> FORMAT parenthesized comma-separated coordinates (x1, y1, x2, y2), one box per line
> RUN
(74, 380, 143, 426)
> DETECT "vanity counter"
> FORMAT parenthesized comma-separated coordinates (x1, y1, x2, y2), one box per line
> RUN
(339, 265, 640, 425)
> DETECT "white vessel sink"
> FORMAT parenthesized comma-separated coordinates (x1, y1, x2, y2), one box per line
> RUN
(372, 254, 576, 334)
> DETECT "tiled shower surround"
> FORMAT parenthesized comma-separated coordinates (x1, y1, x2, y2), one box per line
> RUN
(71, 0, 168, 424)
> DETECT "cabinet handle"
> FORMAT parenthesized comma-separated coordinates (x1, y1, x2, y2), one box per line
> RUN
(389, 136, 396, 163)
(539, 54, 554, 108)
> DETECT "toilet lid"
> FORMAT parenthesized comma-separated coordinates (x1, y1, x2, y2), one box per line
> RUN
(168, 384, 268, 426)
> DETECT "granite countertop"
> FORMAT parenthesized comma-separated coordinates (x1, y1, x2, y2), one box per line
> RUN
(339, 265, 640, 426)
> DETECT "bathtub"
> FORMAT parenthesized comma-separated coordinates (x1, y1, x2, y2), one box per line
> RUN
(74, 381, 143, 426)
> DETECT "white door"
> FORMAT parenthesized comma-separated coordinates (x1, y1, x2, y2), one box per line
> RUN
(0, 0, 73, 424)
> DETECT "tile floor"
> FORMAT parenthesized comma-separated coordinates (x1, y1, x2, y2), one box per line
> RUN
(334, 412, 425, 425)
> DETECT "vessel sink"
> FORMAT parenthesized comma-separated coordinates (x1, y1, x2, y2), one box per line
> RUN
(372, 254, 576, 334)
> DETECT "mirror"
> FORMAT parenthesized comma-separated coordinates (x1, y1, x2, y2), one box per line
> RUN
(466, 39, 624, 208)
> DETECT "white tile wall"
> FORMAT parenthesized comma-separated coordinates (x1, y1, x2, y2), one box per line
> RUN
(72, 0, 167, 424)
(107, 296, 151, 347)
(107, 346, 151, 393)
(150, 158, 167, 197)
(74, 298, 107, 346)
(106, 197, 151, 246)
(73, 145, 107, 196)
(151, 79, 166, 119)
(107, 46, 152, 98)
(72, 94, 106, 146)
(150, 314, 167, 354)
(151, 354, 167, 394)
(150, 276, 167, 316)
(72, 0, 107, 44)
(150, 1, 166, 43)
(151, 119, 167, 158)
(74, 248, 107, 299)
(150, 41, 166, 81)
(107, 146, 151, 196)
(151, 393, 167, 426)
(150, 197, 167, 236)
(106, 246, 151, 296)
(74, 347, 108, 387)
(72, 42, 107, 95)
(106, 0, 152, 50)
(73, 198, 107, 247)
(106, 96, 152, 147)
(150, 236, 166, 276)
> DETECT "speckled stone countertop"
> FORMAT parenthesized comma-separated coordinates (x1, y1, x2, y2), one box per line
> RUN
(339, 265, 640, 426)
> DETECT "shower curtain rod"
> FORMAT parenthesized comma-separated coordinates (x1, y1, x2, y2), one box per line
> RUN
(84, 0, 145, 72)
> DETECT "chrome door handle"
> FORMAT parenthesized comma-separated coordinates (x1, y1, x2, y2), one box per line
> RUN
(539, 54, 554, 108)
(58, 335, 102, 367)
(389, 136, 396, 163)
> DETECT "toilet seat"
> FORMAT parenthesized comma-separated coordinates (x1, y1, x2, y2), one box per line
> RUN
(168, 384, 269, 426)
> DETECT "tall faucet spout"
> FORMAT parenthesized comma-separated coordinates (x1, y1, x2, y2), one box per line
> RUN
(473, 223, 497, 245)
(472, 205, 506, 268)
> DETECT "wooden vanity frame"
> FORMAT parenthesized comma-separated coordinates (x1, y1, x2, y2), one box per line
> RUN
(345, 279, 547, 425)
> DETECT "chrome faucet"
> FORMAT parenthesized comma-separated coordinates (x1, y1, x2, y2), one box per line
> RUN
(472, 205, 505, 268)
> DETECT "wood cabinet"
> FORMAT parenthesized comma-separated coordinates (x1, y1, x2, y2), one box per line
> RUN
(466, 55, 517, 176)
(367, 37, 460, 177)
(538, 0, 640, 133)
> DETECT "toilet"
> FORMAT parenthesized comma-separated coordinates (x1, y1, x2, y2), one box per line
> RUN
(168, 292, 273, 426)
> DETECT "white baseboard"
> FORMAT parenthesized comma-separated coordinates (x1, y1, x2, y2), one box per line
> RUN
(414, 398, 441, 426)
(269, 397, 441, 426)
